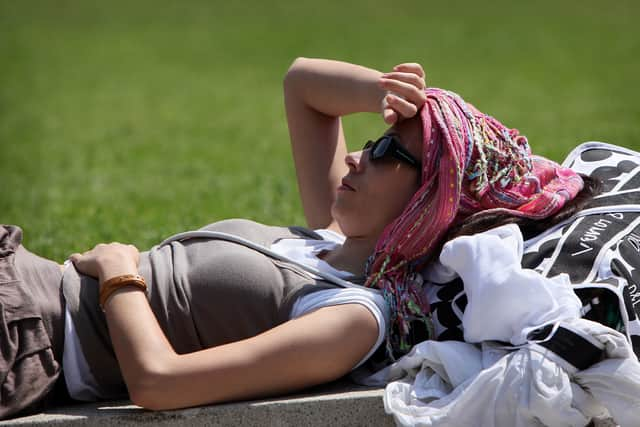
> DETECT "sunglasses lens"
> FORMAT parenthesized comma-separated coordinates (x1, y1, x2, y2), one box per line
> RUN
(365, 135, 420, 169)
(372, 136, 391, 159)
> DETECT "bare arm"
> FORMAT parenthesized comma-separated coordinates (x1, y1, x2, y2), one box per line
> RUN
(283, 58, 427, 231)
(69, 244, 379, 410)
(106, 290, 378, 410)
(66, 60, 427, 409)
(284, 58, 385, 231)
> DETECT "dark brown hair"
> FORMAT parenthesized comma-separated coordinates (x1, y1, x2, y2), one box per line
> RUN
(444, 175, 603, 242)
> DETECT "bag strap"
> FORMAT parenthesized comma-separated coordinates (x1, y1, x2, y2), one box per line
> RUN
(528, 324, 605, 370)
(158, 230, 379, 293)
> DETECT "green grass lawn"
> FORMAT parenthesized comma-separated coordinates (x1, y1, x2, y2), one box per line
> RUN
(1, 0, 639, 261)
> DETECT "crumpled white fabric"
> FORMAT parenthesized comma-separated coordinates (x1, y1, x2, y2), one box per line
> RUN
(359, 225, 640, 427)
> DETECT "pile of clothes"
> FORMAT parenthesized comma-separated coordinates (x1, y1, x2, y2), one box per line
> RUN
(356, 142, 640, 427)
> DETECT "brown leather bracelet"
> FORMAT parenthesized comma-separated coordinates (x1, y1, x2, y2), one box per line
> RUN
(99, 274, 147, 310)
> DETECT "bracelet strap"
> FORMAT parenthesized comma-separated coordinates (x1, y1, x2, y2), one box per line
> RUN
(99, 274, 147, 310)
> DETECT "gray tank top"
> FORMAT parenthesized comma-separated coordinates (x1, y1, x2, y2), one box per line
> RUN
(62, 219, 343, 398)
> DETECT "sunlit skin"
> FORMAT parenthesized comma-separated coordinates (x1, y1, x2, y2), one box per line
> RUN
(322, 116, 423, 275)
(64, 58, 429, 411)
(332, 117, 423, 239)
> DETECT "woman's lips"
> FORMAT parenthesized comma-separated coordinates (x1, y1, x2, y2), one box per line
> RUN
(339, 179, 355, 191)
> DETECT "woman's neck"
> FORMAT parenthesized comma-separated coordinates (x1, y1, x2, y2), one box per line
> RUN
(321, 236, 376, 277)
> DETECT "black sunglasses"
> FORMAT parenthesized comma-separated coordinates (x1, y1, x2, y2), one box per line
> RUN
(363, 135, 421, 170)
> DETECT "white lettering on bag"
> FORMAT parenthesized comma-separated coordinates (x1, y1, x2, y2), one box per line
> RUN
(627, 233, 640, 253)
(628, 283, 640, 307)
(572, 242, 594, 256)
(580, 219, 612, 242)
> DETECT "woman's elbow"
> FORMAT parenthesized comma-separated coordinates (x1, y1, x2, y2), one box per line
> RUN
(283, 57, 311, 91)
(126, 359, 174, 410)
(285, 57, 308, 76)
(129, 387, 162, 411)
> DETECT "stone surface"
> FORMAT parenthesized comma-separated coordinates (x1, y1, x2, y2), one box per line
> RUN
(1, 381, 393, 427)
(0, 380, 619, 426)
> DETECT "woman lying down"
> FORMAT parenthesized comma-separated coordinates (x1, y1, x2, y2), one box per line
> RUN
(2, 58, 639, 426)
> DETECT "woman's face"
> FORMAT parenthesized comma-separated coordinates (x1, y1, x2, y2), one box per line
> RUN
(332, 116, 423, 239)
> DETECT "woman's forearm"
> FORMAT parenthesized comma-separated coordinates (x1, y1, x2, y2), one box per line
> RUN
(283, 57, 384, 117)
(103, 286, 178, 407)
(70, 245, 178, 407)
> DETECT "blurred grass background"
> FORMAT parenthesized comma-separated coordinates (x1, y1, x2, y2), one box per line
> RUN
(1, 0, 639, 261)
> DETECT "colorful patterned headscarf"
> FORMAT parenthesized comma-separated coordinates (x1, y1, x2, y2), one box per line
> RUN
(365, 88, 584, 358)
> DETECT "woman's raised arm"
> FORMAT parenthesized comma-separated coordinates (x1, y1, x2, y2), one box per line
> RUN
(284, 58, 383, 231)
(283, 58, 427, 231)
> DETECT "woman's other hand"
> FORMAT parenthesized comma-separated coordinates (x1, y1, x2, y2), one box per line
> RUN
(378, 63, 428, 125)
(69, 242, 140, 283)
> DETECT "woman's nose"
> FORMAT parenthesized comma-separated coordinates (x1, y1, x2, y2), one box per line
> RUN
(345, 150, 365, 171)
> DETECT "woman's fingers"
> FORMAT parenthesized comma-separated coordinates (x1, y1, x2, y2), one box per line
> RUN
(67, 243, 139, 266)
(378, 78, 427, 105)
(385, 94, 418, 118)
(378, 62, 427, 123)
(383, 107, 398, 125)
(380, 71, 425, 90)
(67, 242, 140, 280)
(393, 63, 426, 79)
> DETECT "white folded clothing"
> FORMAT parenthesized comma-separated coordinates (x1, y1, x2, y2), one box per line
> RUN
(359, 224, 640, 426)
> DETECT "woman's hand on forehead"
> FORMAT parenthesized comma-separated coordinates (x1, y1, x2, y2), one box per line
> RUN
(378, 63, 427, 125)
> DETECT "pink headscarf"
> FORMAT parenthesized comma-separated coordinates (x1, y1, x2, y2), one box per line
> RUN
(365, 88, 584, 357)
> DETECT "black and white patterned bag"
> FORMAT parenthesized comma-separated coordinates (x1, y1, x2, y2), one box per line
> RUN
(428, 142, 640, 359)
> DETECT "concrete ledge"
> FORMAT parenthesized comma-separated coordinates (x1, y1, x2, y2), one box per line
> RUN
(1, 380, 619, 426)
(1, 381, 394, 426)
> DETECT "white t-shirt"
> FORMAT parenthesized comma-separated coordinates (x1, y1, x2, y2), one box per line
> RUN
(273, 229, 389, 369)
